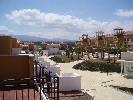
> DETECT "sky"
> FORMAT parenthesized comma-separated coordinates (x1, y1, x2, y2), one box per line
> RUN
(0, 0, 133, 40)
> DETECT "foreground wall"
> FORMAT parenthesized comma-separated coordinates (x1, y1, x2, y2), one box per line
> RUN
(0, 55, 33, 80)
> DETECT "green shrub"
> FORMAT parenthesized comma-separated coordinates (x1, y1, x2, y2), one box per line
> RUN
(73, 60, 121, 73)
(50, 56, 64, 63)
(50, 55, 81, 63)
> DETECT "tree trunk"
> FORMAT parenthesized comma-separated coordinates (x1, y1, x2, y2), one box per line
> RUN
(107, 53, 110, 63)
(101, 51, 103, 60)
(81, 51, 84, 57)
(119, 52, 121, 59)
(114, 53, 116, 63)
(67, 52, 70, 58)
(66, 51, 67, 56)
(87, 52, 90, 59)
(71, 52, 73, 60)
(78, 53, 80, 59)
(102, 50, 104, 60)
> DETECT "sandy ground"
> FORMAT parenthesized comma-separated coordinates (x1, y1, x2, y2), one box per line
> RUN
(44, 56, 133, 100)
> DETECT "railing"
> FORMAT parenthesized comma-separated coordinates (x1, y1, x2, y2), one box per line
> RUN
(0, 77, 43, 100)
(0, 60, 59, 100)
(40, 72, 59, 100)
(34, 60, 59, 100)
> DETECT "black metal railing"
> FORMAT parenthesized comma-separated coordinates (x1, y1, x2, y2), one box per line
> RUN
(0, 60, 59, 100)
(0, 77, 43, 100)
(34, 60, 59, 100)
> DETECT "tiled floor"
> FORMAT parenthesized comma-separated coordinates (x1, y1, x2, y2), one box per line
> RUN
(0, 88, 40, 100)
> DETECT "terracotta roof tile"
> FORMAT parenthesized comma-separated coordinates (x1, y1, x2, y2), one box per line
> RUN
(125, 30, 133, 35)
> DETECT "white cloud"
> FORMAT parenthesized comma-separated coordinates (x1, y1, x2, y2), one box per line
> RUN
(115, 9, 133, 17)
(27, 30, 75, 39)
(0, 26, 9, 31)
(0, 26, 14, 35)
(6, 9, 125, 39)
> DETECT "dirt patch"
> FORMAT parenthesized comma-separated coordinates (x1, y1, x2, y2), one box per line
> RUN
(59, 92, 94, 100)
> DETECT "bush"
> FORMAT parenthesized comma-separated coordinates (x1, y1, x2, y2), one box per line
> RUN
(50, 55, 81, 63)
(73, 60, 121, 73)
(50, 56, 65, 63)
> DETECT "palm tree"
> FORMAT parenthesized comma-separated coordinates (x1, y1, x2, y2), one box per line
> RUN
(114, 28, 127, 59)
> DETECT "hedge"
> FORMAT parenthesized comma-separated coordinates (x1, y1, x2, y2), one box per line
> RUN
(73, 60, 121, 73)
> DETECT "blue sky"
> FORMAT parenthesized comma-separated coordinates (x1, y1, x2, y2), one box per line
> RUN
(0, 0, 133, 40)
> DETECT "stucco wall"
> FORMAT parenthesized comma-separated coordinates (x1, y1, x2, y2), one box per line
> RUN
(11, 38, 17, 48)
(0, 36, 12, 55)
(0, 55, 33, 80)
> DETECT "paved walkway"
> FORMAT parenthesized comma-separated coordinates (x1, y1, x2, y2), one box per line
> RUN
(44, 56, 133, 100)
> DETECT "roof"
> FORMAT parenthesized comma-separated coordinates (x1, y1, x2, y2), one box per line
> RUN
(125, 30, 133, 35)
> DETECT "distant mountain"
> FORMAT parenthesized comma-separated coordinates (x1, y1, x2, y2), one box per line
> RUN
(11, 34, 73, 42)
(12, 34, 45, 41)
(48, 38, 71, 42)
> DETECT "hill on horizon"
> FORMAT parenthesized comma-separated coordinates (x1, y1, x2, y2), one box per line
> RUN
(11, 34, 75, 42)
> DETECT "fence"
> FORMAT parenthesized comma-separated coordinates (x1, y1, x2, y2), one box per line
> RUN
(34, 61, 59, 100)
(0, 77, 42, 100)
(0, 60, 59, 100)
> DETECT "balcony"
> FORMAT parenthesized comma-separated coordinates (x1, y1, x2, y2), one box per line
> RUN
(0, 57, 59, 100)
